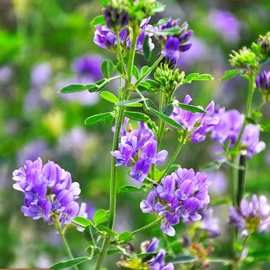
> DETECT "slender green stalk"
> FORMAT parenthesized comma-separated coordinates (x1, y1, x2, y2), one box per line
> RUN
(236, 154, 246, 206)
(159, 131, 187, 181)
(94, 26, 138, 270)
(157, 92, 167, 148)
(55, 219, 79, 270)
(131, 217, 162, 235)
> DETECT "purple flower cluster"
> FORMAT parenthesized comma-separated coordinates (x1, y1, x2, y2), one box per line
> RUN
(112, 120, 167, 182)
(141, 238, 174, 270)
(211, 108, 265, 158)
(229, 195, 270, 236)
(72, 55, 102, 80)
(94, 18, 153, 52)
(171, 95, 219, 143)
(140, 168, 210, 236)
(160, 19, 193, 66)
(256, 70, 270, 90)
(12, 158, 81, 225)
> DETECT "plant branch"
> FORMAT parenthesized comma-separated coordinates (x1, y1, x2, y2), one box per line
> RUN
(131, 217, 162, 235)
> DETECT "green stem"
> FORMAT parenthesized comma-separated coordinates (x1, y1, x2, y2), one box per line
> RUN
(157, 92, 167, 148)
(131, 217, 161, 235)
(94, 26, 138, 270)
(159, 131, 187, 180)
(236, 154, 246, 207)
(55, 220, 79, 270)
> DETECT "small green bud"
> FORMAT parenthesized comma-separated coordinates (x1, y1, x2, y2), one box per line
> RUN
(229, 47, 258, 70)
(154, 63, 185, 95)
(257, 32, 270, 56)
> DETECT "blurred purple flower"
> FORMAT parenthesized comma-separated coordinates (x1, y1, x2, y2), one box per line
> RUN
(112, 121, 167, 182)
(205, 170, 227, 195)
(140, 168, 210, 236)
(201, 208, 220, 237)
(229, 195, 270, 236)
(209, 9, 241, 43)
(72, 55, 102, 81)
(17, 140, 49, 166)
(211, 108, 265, 158)
(12, 158, 81, 225)
(141, 238, 159, 253)
(148, 249, 174, 270)
(171, 95, 219, 143)
(0, 66, 12, 83)
(31, 63, 52, 88)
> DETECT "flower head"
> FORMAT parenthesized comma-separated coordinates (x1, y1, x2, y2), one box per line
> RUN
(229, 47, 257, 69)
(94, 25, 117, 49)
(112, 121, 167, 182)
(148, 249, 174, 270)
(229, 195, 270, 236)
(140, 168, 210, 236)
(12, 158, 81, 225)
(104, 6, 129, 28)
(171, 95, 219, 143)
(210, 108, 265, 158)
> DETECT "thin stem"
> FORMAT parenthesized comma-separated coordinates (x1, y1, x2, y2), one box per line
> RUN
(131, 217, 162, 235)
(134, 55, 164, 87)
(236, 154, 246, 207)
(94, 26, 138, 270)
(55, 219, 79, 270)
(159, 131, 187, 181)
(157, 92, 167, 148)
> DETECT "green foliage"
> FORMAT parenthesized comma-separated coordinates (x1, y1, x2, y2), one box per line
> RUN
(51, 257, 90, 270)
(84, 112, 114, 126)
(93, 209, 110, 226)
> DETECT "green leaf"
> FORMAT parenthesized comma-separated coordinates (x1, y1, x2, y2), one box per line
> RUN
(176, 102, 206, 113)
(117, 232, 134, 243)
(100, 0, 109, 6)
(143, 36, 151, 61)
(140, 65, 151, 77)
(90, 15, 105, 26)
(153, 1, 166, 13)
(222, 69, 240, 80)
(100, 91, 119, 104)
(60, 83, 95, 93)
(184, 73, 214, 84)
(84, 112, 113, 126)
(51, 257, 90, 270)
(149, 107, 183, 130)
(155, 26, 183, 36)
(132, 66, 140, 79)
(137, 80, 160, 92)
(73, 216, 93, 228)
(116, 98, 145, 107)
(124, 111, 150, 122)
(101, 59, 115, 78)
(93, 209, 110, 226)
(118, 185, 142, 194)
(171, 255, 197, 264)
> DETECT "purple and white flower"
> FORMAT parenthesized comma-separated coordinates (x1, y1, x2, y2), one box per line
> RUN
(229, 195, 270, 236)
(12, 158, 81, 225)
(140, 168, 210, 236)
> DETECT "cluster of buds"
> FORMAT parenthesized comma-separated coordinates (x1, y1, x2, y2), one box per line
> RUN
(229, 47, 258, 70)
(104, 6, 129, 29)
(257, 31, 270, 57)
(154, 63, 185, 95)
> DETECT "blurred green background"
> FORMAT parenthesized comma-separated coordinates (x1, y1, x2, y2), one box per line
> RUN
(0, 0, 270, 269)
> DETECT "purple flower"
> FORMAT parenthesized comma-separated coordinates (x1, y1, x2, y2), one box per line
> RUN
(209, 9, 241, 43)
(141, 238, 159, 253)
(31, 63, 52, 88)
(0, 65, 12, 83)
(94, 25, 117, 49)
(256, 70, 270, 90)
(241, 124, 266, 158)
(201, 208, 220, 237)
(148, 249, 174, 270)
(211, 108, 265, 158)
(12, 158, 81, 225)
(140, 168, 210, 236)
(72, 55, 102, 80)
(17, 140, 49, 166)
(229, 195, 270, 236)
(205, 171, 227, 195)
(112, 121, 167, 182)
(171, 95, 219, 143)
